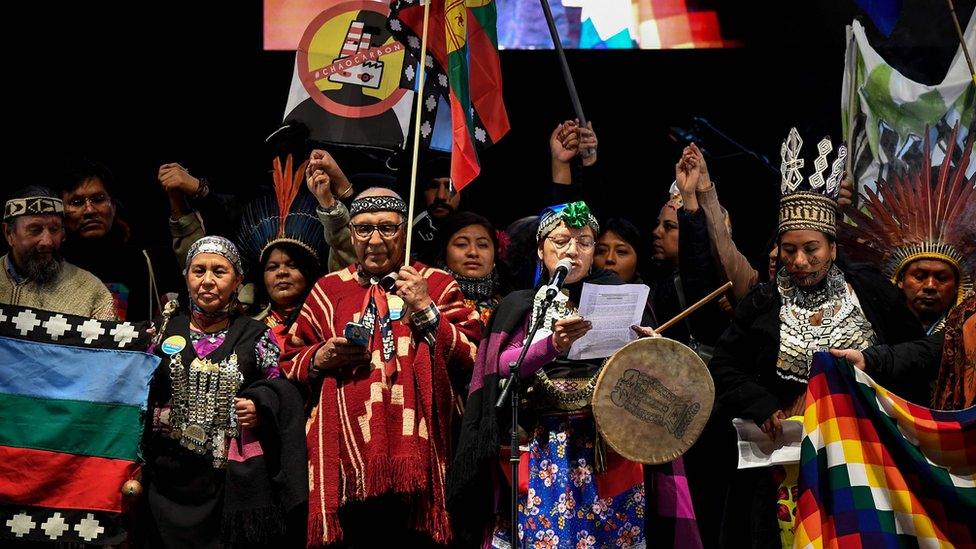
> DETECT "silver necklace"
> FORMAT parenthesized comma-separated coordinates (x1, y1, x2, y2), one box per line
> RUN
(776, 266, 876, 382)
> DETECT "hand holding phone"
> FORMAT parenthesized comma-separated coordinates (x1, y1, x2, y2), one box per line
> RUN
(313, 333, 371, 372)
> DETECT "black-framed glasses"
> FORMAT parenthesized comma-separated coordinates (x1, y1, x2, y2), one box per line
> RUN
(350, 221, 406, 239)
(65, 194, 111, 210)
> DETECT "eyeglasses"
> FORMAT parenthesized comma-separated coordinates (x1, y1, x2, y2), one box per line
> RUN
(65, 194, 111, 210)
(547, 235, 595, 250)
(350, 221, 406, 239)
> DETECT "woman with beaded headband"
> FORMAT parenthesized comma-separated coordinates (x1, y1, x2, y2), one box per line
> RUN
(143, 236, 303, 547)
(238, 154, 326, 347)
(448, 201, 701, 548)
(708, 129, 925, 547)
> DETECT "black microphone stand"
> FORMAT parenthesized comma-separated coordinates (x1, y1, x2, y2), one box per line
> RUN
(495, 285, 560, 547)
(692, 116, 779, 175)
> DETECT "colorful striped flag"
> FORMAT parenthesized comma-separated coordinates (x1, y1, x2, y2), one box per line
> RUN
(0, 304, 159, 545)
(794, 353, 976, 547)
(389, 0, 510, 189)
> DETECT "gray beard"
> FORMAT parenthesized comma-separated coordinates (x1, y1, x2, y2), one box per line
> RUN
(25, 255, 64, 286)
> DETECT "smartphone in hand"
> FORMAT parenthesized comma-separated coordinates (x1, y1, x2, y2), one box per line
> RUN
(344, 321, 370, 347)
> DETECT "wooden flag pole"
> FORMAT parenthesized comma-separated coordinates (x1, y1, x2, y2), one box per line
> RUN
(946, 0, 976, 86)
(656, 281, 733, 334)
(404, 0, 432, 264)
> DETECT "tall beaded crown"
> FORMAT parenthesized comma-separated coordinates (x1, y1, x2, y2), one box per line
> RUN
(778, 127, 848, 237)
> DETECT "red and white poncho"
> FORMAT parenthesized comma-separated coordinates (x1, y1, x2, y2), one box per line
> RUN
(282, 262, 480, 546)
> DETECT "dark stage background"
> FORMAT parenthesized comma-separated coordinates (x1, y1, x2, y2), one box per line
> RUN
(4, 0, 971, 275)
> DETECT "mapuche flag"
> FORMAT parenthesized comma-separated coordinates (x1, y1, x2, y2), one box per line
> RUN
(0, 305, 159, 545)
(389, 0, 510, 189)
(794, 354, 975, 547)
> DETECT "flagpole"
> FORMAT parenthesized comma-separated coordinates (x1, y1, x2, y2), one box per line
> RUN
(404, 0, 432, 265)
(539, 0, 590, 151)
(844, 29, 859, 206)
(946, 0, 976, 86)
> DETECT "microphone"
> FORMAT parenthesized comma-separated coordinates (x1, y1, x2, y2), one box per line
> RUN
(545, 258, 575, 298)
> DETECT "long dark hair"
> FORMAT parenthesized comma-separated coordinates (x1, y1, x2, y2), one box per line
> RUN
(502, 215, 540, 291)
(437, 211, 511, 296)
(599, 217, 649, 283)
(253, 241, 322, 326)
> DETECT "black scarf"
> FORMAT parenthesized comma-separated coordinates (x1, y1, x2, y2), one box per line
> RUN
(222, 378, 309, 545)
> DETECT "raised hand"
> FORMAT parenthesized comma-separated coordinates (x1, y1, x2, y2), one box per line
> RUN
(158, 163, 201, 196)
(578, 121, 598, 167)
(305, 150, 335, 208)
(837, 172, 854, 207)
(688, 143, 711, 191)
(550, 121, 580, 164)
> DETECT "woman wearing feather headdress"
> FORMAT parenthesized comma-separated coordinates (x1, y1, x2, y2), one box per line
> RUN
(238, 155, 326, 347)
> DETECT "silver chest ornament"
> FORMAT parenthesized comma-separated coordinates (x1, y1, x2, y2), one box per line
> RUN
(776, 265, 876, 382)
(168, 352, 243, 468)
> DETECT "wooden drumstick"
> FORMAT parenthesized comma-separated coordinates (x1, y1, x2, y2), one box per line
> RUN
(656, 281, 733, 334)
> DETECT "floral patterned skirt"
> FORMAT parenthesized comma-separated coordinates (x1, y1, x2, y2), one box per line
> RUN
(492, 413, 646, 549)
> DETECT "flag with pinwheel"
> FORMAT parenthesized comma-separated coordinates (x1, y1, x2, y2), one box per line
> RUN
(794, 353, 975, 547)
(389, 0, 510, 189)
(0, 304, 158, 545)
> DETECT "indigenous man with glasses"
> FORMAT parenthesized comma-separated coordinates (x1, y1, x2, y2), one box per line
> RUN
(282, 187, 481, 547)
(57, 159, 181, 321)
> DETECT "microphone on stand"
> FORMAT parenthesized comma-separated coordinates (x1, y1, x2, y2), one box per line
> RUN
(545, 258, 575, 300)
(496, 257, 576, 409)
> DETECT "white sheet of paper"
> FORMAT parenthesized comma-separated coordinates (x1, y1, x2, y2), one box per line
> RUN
(733, 417, 804, 469)
(567, 282, 650, 361)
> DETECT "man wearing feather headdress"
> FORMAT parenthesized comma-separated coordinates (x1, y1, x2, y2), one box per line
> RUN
(832, 124, 976, 410)
(839, 123, 976, 335)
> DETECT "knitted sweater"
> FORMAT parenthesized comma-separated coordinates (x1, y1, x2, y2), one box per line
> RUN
(0, 254, 116, 320)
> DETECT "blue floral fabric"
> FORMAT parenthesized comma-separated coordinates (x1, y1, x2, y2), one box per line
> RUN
(493, 413, 646, 548)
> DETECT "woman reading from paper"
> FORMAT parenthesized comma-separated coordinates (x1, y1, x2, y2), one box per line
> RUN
(448, 201, 700, 548)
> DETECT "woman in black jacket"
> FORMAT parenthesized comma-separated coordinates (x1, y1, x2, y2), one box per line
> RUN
(709, 131, 925, 547)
